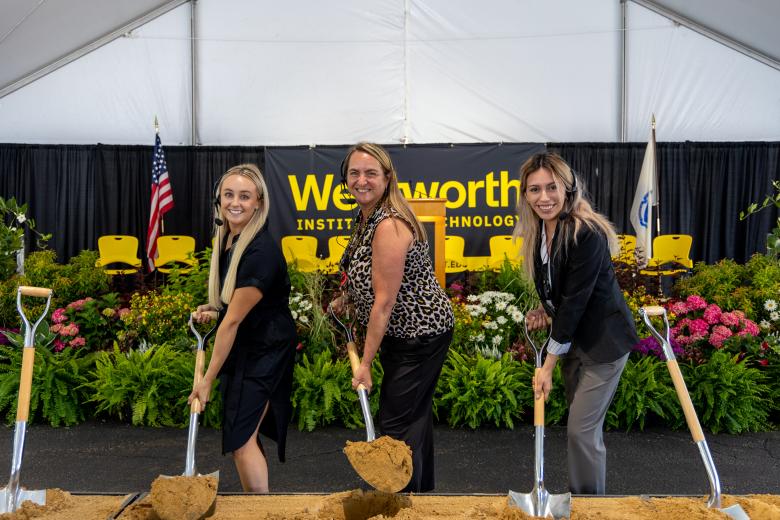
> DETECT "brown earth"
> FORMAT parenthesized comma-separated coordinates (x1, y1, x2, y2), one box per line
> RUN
(343, 436, 413, 493)
(1, 489, 779, 519)
(149, 474, 218, 520)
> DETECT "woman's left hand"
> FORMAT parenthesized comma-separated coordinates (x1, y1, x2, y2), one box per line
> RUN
(352, 364, 373, 393)
(533, 367, 553, 401)
(188, 377, 213, 413)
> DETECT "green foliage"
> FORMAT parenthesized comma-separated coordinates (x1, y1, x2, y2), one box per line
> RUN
(85, 343, 218, 427)
(435, 351, 526, 429)
(606, 355, 680, 431)
(291, 348, 381, 431)
(121, 291, 195, 347)
(161, 248, 211, 304)
(678, 351, 771, 434)
(0, 329, 94, 426)
(468, 261, 539, 309)
(673, 255, 780, 320)
(50, 293, 126, 352)
(740, 178, 780, 258)
(292, 268, 337, 358)
(0, 196, 51, 280)
(23, 250, 111, 307)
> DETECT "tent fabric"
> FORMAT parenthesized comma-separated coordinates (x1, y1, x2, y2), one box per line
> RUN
(0, 0, 778, 145)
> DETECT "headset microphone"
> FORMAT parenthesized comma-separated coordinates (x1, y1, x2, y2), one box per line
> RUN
(558, 172, 579, 221)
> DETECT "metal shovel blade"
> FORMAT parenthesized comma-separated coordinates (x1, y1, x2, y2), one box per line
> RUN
(0, 488, 46, 514)
(719, 504, 750, 520)
(508, 488, 571, 519)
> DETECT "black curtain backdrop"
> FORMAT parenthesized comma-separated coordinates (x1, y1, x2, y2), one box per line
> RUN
(0, 142, 777, 265)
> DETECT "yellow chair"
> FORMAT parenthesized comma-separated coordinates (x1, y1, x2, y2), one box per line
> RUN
(613, 234, 637, 264)
(444, 236, 468, 273)
(488, 235, 523, 270)
(155, 235, 197, 274)
(640, 234, 693, 276)
(95, 235, 142, 275)
(281, 235, 323, 272)
(323, 236, 350, 274)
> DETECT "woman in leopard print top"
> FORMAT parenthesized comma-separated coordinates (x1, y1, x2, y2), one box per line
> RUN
(334, 142, 454, 492)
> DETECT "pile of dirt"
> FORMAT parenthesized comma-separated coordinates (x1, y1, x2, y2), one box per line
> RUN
(1, 490, 779, 519)
(149, 474, 218, 520)
(343, 436, 413, 492)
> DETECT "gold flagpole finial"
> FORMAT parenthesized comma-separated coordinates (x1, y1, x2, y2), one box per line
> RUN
(154, 116, 159, 134)
(651, 114, 656, 130)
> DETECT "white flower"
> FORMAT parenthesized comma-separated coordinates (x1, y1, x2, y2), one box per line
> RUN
(495, 301, 507, 311)
(491, 335, 502, 346)
(475, 333, 485, 342)
(511, 311, 524, 323)
(506, 305, 519, 315)
(765, 299, 778, 312)
(496, 316, 507, 325)
(299, 315, 309, 324)
(291, 310, 298, 320)
(15, 213, 26, 224)
(466, 295, 478, 302)
(771, 311, 780, 322)
(760, 320, 771, 330)
(484, 321, 499, 330)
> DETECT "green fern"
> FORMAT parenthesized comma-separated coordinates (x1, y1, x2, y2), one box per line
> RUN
(606, 355, 680, 431)
(435, 351, 526, 429)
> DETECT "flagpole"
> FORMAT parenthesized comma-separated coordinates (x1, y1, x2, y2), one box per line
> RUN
(652, 115, 660, 236)
(154, 116, 165, 235)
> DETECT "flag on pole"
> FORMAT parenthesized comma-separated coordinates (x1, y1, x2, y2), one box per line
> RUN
(630, 126, 657, 268)
(146, 133, 174, 270)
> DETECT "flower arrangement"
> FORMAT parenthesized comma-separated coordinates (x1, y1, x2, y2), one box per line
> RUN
(50, 295, 128, 352)
(121, 291, 194, 346)
(667, 295, 760, 363)
(289, 291, 313, 329)
(455, 291, 524, 359)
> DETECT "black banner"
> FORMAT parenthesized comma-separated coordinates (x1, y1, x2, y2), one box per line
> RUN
(264, 143, 544, 259)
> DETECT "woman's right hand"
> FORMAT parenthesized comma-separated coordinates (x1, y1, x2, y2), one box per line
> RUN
(526, 306, 550, 331)
(329, 295, 345, 315)
(193, 304, 217, 324)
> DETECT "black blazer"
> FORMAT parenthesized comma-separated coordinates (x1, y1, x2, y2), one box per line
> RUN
(533, 222, 638, 363)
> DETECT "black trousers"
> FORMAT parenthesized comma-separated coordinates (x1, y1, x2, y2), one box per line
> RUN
(378, 328, 453, 493)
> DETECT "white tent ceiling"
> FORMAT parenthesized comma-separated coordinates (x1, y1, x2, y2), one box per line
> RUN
(0, 0, 778, 145)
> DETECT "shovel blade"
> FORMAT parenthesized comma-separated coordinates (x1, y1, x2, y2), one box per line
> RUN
(0, 487, 46, 513)
(508, 489, 571, 519)
(719, 504, 750, 520)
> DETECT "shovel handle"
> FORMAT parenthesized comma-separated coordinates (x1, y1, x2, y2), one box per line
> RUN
(190, 349, 207, 413)
(346, 341, 368, 392)
(17, 347, 36, 421)
(643, 305, 665, 317)
(666, 358, 705, 443)
(18, 286, 52, 298)
(533, 367, 545, 426)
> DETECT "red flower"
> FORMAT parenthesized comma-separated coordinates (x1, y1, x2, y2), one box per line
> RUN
(758, 359, 769, 366)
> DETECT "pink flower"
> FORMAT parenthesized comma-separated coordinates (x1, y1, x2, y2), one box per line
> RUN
(739, 319, 759, 337)
(720, 312, 740, 327)
(709, 325, 733, 348)
(50, 324, 62, 333)
(61, 323, 80, 337)
(689, 318, 710, 337)
(118, 308, 130, 318)
(758, 359, 769, 366)
(685, 295, 707, 311)
(52, 308, 68, 324)
(703, 304, 722, 325)
(53, 339, 65, 353)
(670, 301, 688, 315)
(69, 337, 86, 348)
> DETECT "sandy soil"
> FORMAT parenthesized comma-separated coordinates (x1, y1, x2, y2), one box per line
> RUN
(0, 488, 778, 519)
(344, 436, 413, 493)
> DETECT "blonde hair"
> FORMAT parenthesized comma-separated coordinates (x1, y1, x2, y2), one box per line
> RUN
(512, 152, 618, 280)
(208, 164, 270, 309)
(343, 142, 427, 242)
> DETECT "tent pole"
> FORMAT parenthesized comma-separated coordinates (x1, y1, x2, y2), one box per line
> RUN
(190, 0, 199, 146)
(620, 0, 627, 143)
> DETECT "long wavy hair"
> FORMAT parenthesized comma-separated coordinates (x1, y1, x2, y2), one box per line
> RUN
(512, 152, 618, 280)
(342, 142, 426, 242)
(208, 163, 270, 309)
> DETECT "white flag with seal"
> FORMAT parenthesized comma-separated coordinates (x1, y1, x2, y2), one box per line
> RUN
(630, 133, 656, 268)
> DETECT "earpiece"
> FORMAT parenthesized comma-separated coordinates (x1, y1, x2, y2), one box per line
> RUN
(213, 177, 223, 226)
(558, 171, 579, 221)
(340, 155, 349, 186)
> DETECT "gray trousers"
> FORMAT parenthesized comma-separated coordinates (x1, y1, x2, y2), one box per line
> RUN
(561, 348, 629, 495)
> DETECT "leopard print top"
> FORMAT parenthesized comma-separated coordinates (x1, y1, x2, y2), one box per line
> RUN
(340, 205, 454, 338)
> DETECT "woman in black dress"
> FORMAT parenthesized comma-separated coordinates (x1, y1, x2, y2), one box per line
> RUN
(188, 163, 297, 493)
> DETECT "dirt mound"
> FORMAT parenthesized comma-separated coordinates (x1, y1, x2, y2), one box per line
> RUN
(149, 475, 217, 520)
(343, 436, 413, 493)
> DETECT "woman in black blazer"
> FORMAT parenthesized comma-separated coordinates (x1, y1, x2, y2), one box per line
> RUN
(514, 152, 638, 495)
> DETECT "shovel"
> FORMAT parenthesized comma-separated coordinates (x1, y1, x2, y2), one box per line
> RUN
(151, 312, 220, 519)
(640, 305, 749, 520)
(508, 318, 571, 519)
(329, 304, 412, 493)
(0, 286, 52, 513)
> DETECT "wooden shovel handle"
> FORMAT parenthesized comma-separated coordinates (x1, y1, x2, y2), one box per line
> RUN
(190, 349, 206, 413)
(667, 359, 705, 442)
(642, 305, 665, 316)
(533, 367, 545, 426)
(346, 341, 368, 392)
(18, 286, 52, 298)
(17, 347, 36, 421)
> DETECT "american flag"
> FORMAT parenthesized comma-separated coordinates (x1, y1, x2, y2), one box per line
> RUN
(146, 133, 174, 270)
